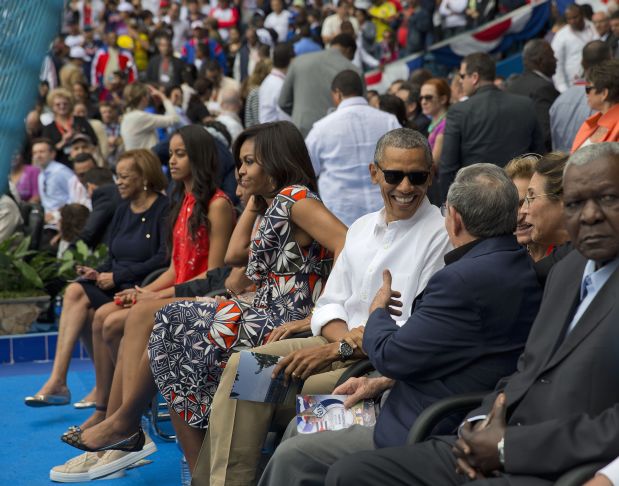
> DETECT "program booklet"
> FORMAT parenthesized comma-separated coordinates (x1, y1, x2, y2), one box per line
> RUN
(296, 395, 377, 434)
(229, 351, 303, 404)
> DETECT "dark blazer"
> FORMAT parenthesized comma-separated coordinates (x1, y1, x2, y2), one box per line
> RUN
(79, 183, 121, 249)
(146, 55, 187, 87)
(364, 235, 543, 448)
(467, 250, 619, 482)
(439, 85, 545, 201)
(507, 70, 560, 152)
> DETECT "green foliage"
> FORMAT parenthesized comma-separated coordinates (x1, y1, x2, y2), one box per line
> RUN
(0, 235, 108, 298)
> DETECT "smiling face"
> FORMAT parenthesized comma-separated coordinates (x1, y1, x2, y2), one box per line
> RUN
(52, 95, 72, 117)
(168, 134, 192, 184)
(513, 176, 533, 244)
(236, 138, 273, 197)
(115, 157, 143, 200)
(522, 172, 565, 246)
(563, 156, 619, 263)
(369, 146, 431, 223)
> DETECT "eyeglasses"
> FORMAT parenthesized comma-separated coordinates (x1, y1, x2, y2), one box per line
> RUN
(419, 95, 435, 102)
(585, 85, 596, 95)
(523, 193, 555, 207)
(374, 162, 430, 186)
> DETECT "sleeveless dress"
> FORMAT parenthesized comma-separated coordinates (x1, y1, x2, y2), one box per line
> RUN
(148, 185, 334, 428)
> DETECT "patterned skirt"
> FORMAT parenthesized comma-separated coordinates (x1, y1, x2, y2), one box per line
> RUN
(147, 298, 281, 429)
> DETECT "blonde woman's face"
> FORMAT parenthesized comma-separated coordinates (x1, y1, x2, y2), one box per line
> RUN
(52, 96, 72, 117)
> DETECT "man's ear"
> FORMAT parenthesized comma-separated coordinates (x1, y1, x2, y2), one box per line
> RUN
(451, 207, 464, 236)
(369, 162, 379, 185)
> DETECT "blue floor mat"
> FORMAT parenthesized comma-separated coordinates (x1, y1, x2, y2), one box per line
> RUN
(0, 360, 181, 485)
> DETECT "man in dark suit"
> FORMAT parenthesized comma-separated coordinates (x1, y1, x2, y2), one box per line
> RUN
(325, 142, 619, 486)
(258, 163, 543, 486)
(507, 39, 560, 151)
(146, 34, 187, 88)
(79, 167, 120, 249)
(440, 52, 545, 202)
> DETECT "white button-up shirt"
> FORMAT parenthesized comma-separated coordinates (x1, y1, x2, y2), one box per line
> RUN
(258, 69, 292, 123)
(551, 21, 599, 93)
(305, 96, 401, 226)
(311, 199, 452, 336)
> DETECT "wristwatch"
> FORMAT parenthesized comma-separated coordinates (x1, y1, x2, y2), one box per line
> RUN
(497, 438, 505, 467)
(338, 340, 354, 361)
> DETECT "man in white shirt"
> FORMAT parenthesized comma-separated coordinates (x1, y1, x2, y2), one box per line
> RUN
(215, 89, 244, 143)
(192, 128, 452, 486)
(552, 4, 599, 92)
(590, 458, 619, 486)
(264, 0, 292, 42)
(322, 0, 359, 45)
(259, 43, 294, 123)
(305, 70, 401, 225)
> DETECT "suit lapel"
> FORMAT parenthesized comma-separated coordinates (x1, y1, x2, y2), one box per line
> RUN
(542, 264, 619, 372)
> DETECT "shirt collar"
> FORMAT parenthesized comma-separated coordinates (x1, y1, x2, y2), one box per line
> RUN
(337, 96, 369, 110)
(581, 257, 619, 300)
(373, 197, 432, 235)
(444, 238, 484, 265)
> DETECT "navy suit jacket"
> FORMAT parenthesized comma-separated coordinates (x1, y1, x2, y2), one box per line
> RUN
(364, 235, 542, 448)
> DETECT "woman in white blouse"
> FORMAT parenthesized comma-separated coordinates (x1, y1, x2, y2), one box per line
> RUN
(120, 83, 181, 150)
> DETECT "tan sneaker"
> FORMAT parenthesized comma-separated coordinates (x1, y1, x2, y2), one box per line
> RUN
(88, 434, 157, 480)
(49, 452, 125, 482)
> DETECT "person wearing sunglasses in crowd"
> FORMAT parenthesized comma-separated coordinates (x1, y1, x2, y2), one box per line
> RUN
(189, 128, 453, 486)
(571, 59, 619, 152)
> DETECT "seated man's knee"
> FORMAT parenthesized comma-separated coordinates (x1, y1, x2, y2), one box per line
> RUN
(63, 283, 85, 304)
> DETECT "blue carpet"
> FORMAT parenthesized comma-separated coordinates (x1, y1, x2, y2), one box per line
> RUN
(0, 360, 181, 485)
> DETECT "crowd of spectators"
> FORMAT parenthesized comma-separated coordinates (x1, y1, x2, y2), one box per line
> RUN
(2, 0, 619, 485)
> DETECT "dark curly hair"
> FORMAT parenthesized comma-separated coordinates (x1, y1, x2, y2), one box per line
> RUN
(168, 125, 220, 244)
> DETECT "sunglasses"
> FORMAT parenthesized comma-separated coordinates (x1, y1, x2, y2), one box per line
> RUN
(585, 85, 595, 94)
(375, 162, 430, 186)
(419, 95, 435, 102)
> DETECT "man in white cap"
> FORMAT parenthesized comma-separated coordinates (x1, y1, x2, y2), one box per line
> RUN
(60, 46, 88, 91)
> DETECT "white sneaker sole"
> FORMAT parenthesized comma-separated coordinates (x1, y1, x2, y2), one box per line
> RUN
(50, 468, 125, 483)
(88, 441, 157, 480)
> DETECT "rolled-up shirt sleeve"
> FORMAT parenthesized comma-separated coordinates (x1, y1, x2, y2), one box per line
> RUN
(310, 237, 353, 336)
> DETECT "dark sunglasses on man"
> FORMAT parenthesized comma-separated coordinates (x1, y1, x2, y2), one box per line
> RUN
(374, 162, 430, 186)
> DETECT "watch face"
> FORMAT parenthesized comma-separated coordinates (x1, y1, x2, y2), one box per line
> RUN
(340, 341, 354, 360)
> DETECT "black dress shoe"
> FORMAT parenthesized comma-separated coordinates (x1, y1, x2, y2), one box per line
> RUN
(61, 427, 145, 453)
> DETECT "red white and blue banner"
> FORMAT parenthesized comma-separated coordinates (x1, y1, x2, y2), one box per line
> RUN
(365, 0, 550, 90)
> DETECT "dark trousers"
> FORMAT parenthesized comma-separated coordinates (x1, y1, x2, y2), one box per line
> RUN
(325, 437, 553, 486)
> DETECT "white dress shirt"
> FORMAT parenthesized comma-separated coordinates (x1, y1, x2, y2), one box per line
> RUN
(305, 96, 401, 226)
(599, 456, 619, 485)
(551, 21, 599, 93)
(69, 175, 92, 210)
(311, 199, 452, 336)
(258, 69, 292, 123)
(264, 9, 291, 43)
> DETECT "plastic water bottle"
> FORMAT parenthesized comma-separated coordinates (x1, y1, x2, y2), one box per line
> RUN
(180, 455, 191, 486)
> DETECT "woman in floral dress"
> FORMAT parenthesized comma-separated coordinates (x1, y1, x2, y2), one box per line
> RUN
(62, 122, 347, 472)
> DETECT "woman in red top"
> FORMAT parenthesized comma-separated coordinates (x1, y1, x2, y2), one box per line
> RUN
(76, 125, 235, 428)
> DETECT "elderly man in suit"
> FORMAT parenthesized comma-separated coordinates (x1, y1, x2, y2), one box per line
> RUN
(439, 52, 545, 202)
(325, 142, 619, 486)
(257, 163, 543, 486)
(507, 39, 559, 151)
(278, 33, 360, 137)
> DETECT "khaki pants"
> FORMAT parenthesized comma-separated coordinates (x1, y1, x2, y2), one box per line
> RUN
(192, 336, 356, 486)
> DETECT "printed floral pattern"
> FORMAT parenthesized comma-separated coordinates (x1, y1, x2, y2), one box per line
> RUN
(148, 185, 333, 429)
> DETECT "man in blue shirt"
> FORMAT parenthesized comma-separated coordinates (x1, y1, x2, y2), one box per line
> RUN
(33, 138, 74, 232)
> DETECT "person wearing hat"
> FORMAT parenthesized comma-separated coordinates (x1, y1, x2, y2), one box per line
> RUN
(60, 46, 88, 91)
(68, 140, 97, 210)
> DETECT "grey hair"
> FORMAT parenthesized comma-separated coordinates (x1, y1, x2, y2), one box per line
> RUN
(447, 163, 519, 238)
(373, 128, 433, 169)
(565, 142, 619, 175)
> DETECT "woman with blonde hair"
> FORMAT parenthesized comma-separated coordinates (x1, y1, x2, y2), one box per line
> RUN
(42, 87, 98, 166)
(120, 83, 181, 150)
(243, 58, 273, 128)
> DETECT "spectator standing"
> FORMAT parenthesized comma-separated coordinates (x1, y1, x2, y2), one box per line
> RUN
(438, 0, 468, 38)
(507, 39, 560, 151)
(439, 53, 544, 201)
(233, 27, 263, 82)
(91, 31, 137, 102)
(322, 0, 360, 45)
(216, 90, 244, 143)
(162, 1, 190, 54)
(368, 0, 398, 42)
(265, 0, 292, 43)
(146, 34, 187, 88)
(293, 24, 323, 56)
(59, 46, 88, 91)
(550, 40, 611, 152)
(305, 70, 401, 225)
(552, 4, 599, 93)
(243, 58, 273, 128)
(279, 33, 359, 137)
(259, 43, 293, 123)
(203, 59, 242, 114)
(210, 0, 239, 42)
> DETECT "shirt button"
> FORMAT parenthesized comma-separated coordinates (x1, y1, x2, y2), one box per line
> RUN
(141, 217, 146, 222)
(538, 378, 550, 384)
(146, 234, 151, 239)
